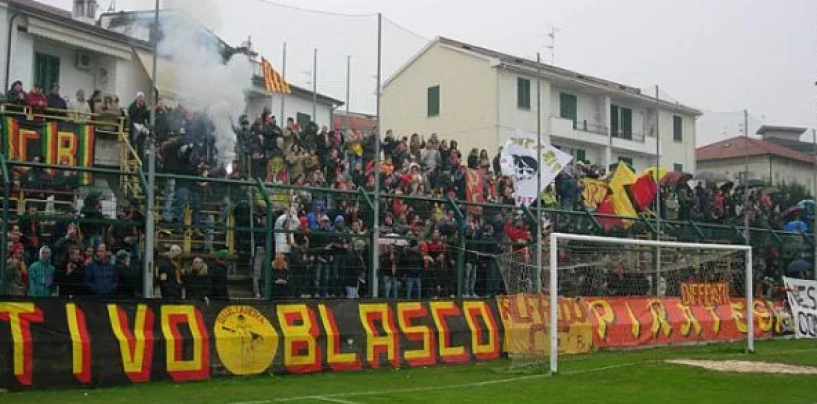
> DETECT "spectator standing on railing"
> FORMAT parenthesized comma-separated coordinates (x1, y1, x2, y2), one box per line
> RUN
(21, 156, 46, 209)
(6, 243, 28, 296)
(20, 204, 42, 265)
(463, 214, 482, 298)
(312, 215, 333, 298)
(403, 224, 425, 299)
(154, 100, 171, 142)
(128, 92, 150, 158)
(56, 246, 85, 297)
(421, 228, 448, 298)
(380, 243, 399, 299)
(84, 244, 117, 296)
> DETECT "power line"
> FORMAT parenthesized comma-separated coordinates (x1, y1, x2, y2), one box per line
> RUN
(381, 16, 430, 42)
(242, 0, 376, 18)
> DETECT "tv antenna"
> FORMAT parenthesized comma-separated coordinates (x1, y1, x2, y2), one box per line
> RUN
(544, 25, 560, 65)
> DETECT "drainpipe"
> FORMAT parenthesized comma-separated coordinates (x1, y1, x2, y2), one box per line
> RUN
(4, 10, 21, 91)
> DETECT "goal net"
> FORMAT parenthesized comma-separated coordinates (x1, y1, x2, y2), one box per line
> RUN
(496, 233, 754, 373)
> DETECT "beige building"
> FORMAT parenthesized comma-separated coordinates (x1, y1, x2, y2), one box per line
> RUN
(381, 37, 701, 172)
(696, 135, 816, 194)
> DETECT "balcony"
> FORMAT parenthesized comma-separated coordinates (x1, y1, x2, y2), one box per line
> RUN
(611, 129, 645, 143)
(550, 116, 609, 147)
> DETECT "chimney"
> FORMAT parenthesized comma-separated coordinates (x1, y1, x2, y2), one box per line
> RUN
(72, 0, 98, 25)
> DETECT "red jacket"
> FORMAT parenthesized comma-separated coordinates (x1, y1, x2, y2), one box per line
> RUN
(27, 91, 48, 112)
(504, 222, 530, 250)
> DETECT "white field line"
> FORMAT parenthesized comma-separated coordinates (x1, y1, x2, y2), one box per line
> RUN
(314, 397, 366, 404)
(229, 347, 817, 404)
(229, 363, 638, 404)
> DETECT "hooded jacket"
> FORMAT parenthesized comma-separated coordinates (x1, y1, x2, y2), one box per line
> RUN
(28, 247, 56, 297)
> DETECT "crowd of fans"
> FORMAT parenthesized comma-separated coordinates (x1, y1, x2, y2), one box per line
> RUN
(1, 82, 814, 300)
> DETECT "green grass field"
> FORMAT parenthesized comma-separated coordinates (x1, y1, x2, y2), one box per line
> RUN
(3, 339, 816, 404)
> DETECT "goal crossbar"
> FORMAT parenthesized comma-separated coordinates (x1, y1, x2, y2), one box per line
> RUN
(547, 233, 754, 374)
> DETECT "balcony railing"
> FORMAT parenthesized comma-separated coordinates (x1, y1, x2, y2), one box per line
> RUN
(611, 129, 645, 143)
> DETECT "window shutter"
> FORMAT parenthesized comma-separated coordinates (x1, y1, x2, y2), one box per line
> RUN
(427, 85, 440, 117)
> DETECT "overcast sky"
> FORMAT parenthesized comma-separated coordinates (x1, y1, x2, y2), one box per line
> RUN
(42, 0, 817, 145)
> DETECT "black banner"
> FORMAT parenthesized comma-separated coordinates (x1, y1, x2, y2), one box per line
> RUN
(0, 299, 502, 390)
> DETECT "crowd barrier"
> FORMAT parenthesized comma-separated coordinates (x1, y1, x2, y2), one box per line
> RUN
(0, 296, 791, 391)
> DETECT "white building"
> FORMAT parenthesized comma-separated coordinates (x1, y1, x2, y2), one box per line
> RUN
(0, 0, 341, 134)
(382, 37, 701, 172)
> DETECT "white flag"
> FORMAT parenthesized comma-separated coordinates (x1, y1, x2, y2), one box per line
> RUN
(499, 130, 573, 207)
(782, 276, 817, 338)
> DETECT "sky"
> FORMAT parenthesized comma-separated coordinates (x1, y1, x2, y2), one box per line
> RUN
(41, 0, 817, 146)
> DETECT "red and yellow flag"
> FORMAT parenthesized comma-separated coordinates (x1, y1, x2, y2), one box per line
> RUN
(261, 57, 291, 94)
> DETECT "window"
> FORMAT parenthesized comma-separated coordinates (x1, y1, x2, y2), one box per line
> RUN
(618, 156, 633, 168)
(427, 85, 440, 117)
(610, 104, 632, 140)
(34, 52, 60, 89)
(296, 112, 311, 130)
(575, 148, 586, 164)
(673, 115, 683, 142)
(559, 93, 578, 127)
(674, 163, 683, 172)
(517, 78, 531, 110)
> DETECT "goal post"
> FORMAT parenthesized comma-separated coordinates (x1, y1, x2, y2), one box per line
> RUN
(498, 232, 754, 374)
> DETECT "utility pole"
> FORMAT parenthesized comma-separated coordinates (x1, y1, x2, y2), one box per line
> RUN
(312, 48, 317, 124)
(280, 42, 286, 121)
(535, 52, 543, 294)
(345, 55, 351, 131)
(813, 128, 816, 280)
(654, 85, 662, 295)
(143, 0, 160, 298)
(743, 109, 750, 245)
(372, 13, 382, 297)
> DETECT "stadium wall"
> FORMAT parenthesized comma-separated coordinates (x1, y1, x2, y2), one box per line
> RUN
(0, 297, 790, 390)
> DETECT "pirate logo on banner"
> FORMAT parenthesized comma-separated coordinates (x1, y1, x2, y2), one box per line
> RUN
(214, 306, 279, 375)
(500, 130, 573, 207)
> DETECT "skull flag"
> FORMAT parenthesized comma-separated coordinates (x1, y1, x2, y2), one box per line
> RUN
(499, 130, 573, 207)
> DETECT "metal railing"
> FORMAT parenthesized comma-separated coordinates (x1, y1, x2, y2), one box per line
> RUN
(0, 109, 813, 300)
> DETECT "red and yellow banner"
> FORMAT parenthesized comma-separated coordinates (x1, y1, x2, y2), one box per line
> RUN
(583, 297, 785, 348)
(2, 117, 95, 184)
(581, 178, 608, 209)
(680, 283, 730, 306)
(464, 168, 485, 215)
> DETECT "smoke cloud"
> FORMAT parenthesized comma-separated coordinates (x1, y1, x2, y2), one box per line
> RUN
(158, 0, 252, 166)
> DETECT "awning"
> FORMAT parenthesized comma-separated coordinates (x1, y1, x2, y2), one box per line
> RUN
(27, 18, 132, 60)
(135, 50, 180, 102)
